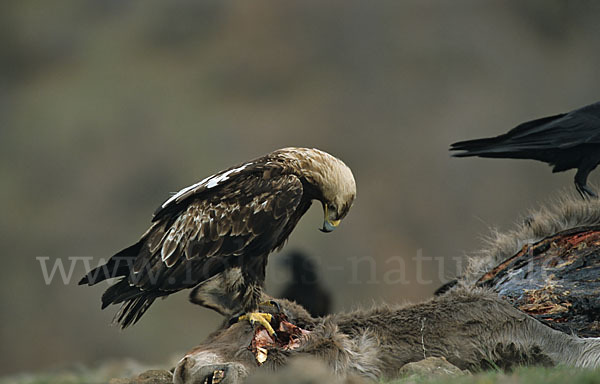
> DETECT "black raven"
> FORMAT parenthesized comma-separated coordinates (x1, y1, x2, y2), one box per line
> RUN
(451, 102, 600, 198)
(279, 250, 331, 317)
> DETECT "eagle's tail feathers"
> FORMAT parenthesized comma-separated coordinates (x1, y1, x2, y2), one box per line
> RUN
(101, 279, 143, 308)
(79, 241, 143, 285)
(114, 296, 157, 329)
(99, 278, 158, 328)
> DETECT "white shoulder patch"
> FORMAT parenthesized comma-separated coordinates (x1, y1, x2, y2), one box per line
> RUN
(161, 163, 251, 209)
(206, 165, 248, 188)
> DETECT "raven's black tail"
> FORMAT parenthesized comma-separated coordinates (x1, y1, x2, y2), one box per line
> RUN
(450, 113, 567, 158)
(450, 136, 508, 157)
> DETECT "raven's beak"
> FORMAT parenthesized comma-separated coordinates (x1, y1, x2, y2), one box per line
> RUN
(320, 204, 341, 232)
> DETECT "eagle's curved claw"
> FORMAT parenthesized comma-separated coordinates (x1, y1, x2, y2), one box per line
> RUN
(259, 300, 281, 313)
(238, 312, 276, 336)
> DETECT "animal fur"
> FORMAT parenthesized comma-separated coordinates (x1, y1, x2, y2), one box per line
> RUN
(173, 289, 600, 383)
(459, 193, 600, 287)
(169, 195, 600, 383)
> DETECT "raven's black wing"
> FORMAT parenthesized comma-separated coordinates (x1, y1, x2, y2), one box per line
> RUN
(451, 102, 600, 157)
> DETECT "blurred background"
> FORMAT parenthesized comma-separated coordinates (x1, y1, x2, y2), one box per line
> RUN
(2, 0, 600, 376)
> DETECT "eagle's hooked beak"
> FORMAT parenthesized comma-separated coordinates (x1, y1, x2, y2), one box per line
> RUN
(320, 204, 341, 233)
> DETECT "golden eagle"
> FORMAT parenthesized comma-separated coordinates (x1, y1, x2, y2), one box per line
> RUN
(80, 147, 356, 331)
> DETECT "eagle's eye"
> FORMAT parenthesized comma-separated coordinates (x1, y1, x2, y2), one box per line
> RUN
(329, 203, 338, 216)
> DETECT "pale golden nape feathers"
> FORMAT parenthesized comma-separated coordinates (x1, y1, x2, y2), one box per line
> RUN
(276, 147, 356, 219)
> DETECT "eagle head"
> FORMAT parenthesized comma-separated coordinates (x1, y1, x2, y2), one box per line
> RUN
(280, 147, 356, 233)
(318, 161, 356, 232)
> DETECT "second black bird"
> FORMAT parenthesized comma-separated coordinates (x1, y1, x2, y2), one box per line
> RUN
(279, 250, 331, 317)
(451, 101, 600, 198)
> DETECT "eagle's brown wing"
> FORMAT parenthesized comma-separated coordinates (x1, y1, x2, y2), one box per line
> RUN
(133, 171, 304, 288)
(81, 167, 305, 328)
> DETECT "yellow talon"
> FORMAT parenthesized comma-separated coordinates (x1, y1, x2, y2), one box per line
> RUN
(238, 312, 276, 335)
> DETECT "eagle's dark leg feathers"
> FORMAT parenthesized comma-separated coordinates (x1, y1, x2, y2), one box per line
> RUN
(227, 259, 281, 335)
